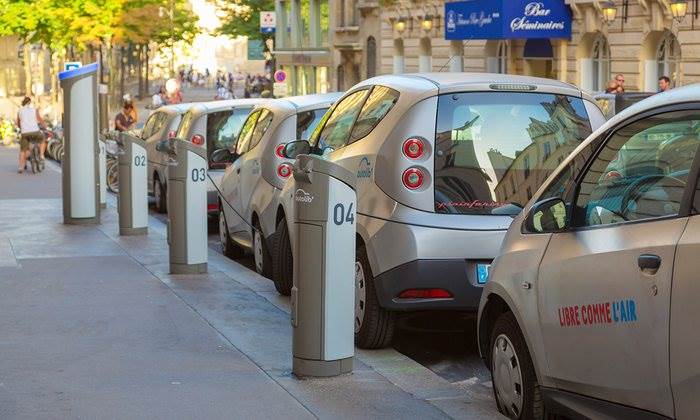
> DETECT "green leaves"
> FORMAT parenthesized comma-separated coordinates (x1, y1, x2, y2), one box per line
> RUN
(213, 0, 274, 40)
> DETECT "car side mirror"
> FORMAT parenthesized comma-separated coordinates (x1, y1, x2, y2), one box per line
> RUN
(283, 140, 311, 159)
(211, 148, 236, 164)
(526, 197, 568, 233)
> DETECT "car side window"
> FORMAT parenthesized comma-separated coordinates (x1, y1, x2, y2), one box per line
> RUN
(141, 113, 160, 139)
(235, 110, 260, 155)
(315, 89, 369, 152)
(248, 109, 273, 151)
(348, 86, 400, 144)
(573, 112, 700, 228)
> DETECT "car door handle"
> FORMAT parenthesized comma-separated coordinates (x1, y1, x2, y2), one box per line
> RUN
(638, 254, 661, 271)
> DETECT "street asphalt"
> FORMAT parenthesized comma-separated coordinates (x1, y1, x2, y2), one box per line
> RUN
(0, 146, 499, 419)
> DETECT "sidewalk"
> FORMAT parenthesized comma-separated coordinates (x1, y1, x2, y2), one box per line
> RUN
(0, 147, 498, 420)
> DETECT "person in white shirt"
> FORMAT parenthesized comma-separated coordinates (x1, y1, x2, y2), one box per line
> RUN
(16, 96, 46, 173)
(152, 86, 166, 109)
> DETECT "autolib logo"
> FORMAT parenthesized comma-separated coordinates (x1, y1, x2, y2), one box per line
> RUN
(294, 188, 314, 204)
(357, 157, 373, 179)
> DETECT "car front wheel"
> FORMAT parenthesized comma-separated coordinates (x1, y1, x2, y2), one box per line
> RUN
(271, 219, 293, 296)
(490, 312, 543, 420)
(354, 245, 395, 349)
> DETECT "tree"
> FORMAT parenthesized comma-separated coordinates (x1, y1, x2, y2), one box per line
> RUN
(213, 0, 274, 40)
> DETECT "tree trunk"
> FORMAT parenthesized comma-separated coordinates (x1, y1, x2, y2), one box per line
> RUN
(119, 46, 125, 101)
(137, 45, 144, 99)
(144, 46, 150, 96)
(23, 41, 32, 96)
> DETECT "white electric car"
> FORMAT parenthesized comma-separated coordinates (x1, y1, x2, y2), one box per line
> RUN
(174, 99, 267, 218)
(478, 84, 700, 419)
(216, 93, 342, 278)
(143, 103, 193, 213)
(272, 73, 606, 349)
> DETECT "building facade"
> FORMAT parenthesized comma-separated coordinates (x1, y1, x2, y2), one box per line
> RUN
(379, 0, 700, 92)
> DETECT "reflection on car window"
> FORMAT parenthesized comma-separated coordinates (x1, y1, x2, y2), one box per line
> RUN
(248, 109, 273, 150)
(315, 90, 369, 151)
(349, 86, 399, 143)
(142, 113, 159, 139)
(297, 108, 328, 141)
(235, 110, 260, 155)
(434, 92, 593, 216)
(575, 113, 700, 227)
(176, 110, 195, 140)
(207, 107, 253, 162)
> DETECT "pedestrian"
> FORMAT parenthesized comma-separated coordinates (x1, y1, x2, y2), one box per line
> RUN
(605, 80, 619, 94)
(152, 86, 167, 109)
(614, 74, 626, 93)
(658, 76, 672, 92)
(16, 96, 46, 173)
(215, 85, 232, 100)
(115, 98, 136, 132)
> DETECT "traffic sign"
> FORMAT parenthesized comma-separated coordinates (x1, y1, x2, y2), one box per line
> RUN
(260, 11, 276, 34)
(64, 62, 82, 71)
(274, 70, 287, 83)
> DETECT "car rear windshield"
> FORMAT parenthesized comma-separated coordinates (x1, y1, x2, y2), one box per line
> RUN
(175, 110, 194, 140)
(434, 92, 593, 215)
(296, 108, 328, 141)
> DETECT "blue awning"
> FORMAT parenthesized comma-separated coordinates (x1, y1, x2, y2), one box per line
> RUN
(445, 0, 572, 41)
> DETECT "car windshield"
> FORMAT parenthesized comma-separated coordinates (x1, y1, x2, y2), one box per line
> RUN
(297, 108, 328, 141)
(434, 92, 593, 216)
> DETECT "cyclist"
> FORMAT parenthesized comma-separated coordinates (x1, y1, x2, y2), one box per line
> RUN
(16, 96, 46, 173)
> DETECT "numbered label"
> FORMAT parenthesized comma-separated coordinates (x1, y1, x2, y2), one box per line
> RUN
(333, 202, 355, 226)
(133, 154, 146, 167)
(191, 167, 206, 183)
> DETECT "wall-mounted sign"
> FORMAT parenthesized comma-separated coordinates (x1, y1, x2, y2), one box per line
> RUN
(248, 40, 265, 60)
(260, 11, 276, 34)
(274, 70, 287, 83)
(445, 0, 572, 40)
(64, 62, 82, 72)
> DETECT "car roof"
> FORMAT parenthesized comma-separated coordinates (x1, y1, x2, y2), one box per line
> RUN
(157, 103, 195, 114)
(187, 98, 269, 116)
(255, 92, 343, 114)
(354, 72, 587, 99)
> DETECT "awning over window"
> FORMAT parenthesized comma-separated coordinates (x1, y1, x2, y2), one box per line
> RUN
(445, 0, 572, 41)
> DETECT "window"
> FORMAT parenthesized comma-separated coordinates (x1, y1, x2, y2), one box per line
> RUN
(574, 112, 700, 228)
(176, 110, 195, 140)
(297, 108, 329, 141)
(313, 89, 369, 151)
(543, 142, 552, 160)
(591, 34, 610, 92)
(434, 92, 592, 215)
(367, 37, 377, 78)
(497, 41, 508, 74)
(657, 32, 681, 87)
(349, 86, 400, 143)
(207, 107, 253, 163)
(141, 113, 160, 139)
(248, 109, 273, 151)
(235, 110, 261, 155)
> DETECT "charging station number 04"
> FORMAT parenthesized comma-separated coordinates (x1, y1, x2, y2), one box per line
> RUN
(333, 202, 354, 226)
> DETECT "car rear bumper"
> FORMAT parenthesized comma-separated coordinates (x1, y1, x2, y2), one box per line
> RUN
(373, 258, 490, 311)
(207, 190, 219, 216)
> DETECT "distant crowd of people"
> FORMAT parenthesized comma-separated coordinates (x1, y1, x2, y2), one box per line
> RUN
(605, 73, 673, 94)
(214, 70, 273, 100)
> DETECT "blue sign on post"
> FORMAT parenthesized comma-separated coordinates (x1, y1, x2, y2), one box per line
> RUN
(445, 0, 572, 40)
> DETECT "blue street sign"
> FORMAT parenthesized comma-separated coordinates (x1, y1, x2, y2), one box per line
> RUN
(445, 0, 572, 40)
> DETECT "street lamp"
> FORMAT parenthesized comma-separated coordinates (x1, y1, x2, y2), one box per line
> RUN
(421, 15, 434, 31)
(394, 17, 406, 33)
(670, 0, 688, 21)
(601, 1, 617, 24)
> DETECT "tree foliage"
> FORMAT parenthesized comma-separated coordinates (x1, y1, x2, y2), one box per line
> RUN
(213, 0, 274, 40)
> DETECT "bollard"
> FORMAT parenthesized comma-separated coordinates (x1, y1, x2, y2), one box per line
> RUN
(98, 135, 107, 209)
(58, 62, 100, 225)
(156, 138, 208, 274)
(291, 154, 356, 377)
(117, 132, 148, 236)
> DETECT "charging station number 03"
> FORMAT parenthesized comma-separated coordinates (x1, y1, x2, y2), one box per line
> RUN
(191, 167, 206, 183)
(333, 203, 354, 226)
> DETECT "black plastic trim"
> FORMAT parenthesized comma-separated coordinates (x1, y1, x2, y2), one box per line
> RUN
(541, 387, 671, 420)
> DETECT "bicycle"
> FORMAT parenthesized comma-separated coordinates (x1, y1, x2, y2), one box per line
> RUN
(28, 132, 46, 174)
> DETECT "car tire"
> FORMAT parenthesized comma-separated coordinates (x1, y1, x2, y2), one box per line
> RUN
(272, 219, 293, 296)
(219, 208, 244, 259)
(354, 245, 395, 349)
(154, 177, 167, 214)
(489, 311, 543, 420)
(253, 220, 272, 279)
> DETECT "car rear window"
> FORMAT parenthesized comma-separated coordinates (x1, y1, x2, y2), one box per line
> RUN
(175, 110, 195, 140)
(296, 108, 329, 141)
(434, 92, 593, 215)
(349, 86, 399, 143)
(206, 107, 252, 167)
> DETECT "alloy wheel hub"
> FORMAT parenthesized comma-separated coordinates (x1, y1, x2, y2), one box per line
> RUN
(354, 262, 366, 333)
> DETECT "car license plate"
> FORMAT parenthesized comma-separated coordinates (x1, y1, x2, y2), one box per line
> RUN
(476, 263, 491, 284)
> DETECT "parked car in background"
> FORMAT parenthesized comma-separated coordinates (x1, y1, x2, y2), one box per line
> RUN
(273, 73, 606, 349)
(143, 103, 194, 213)
(174, 99, 267, 218)
(216, 93, 342, 280)
(594, 92, 654, 119)
(478, 85, 700, 419)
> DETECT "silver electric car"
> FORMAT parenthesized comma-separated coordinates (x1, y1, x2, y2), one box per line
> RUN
(174, 99, 267, 218)
(216, 93, 341, 278)
(273, 73, 606, 349)
(478, 84, 700, 419)
(143, 103, 193, 213)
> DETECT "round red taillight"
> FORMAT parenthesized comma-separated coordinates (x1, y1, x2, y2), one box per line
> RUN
(191, 134, 205, 146)
(275, 144, 286, 158)
(403, 137, 425, 159)
(402, 167, 424, 190)
(168, 130, 177, 139)
(277, 163, 292, 178)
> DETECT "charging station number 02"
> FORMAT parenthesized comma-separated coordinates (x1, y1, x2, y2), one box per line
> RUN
(333, 202, 354, 226)
(134, 155, 146, 167)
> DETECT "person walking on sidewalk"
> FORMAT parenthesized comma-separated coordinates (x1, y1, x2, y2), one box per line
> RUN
(16, 96, 46, 173)
(115, 97, 137, 132)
